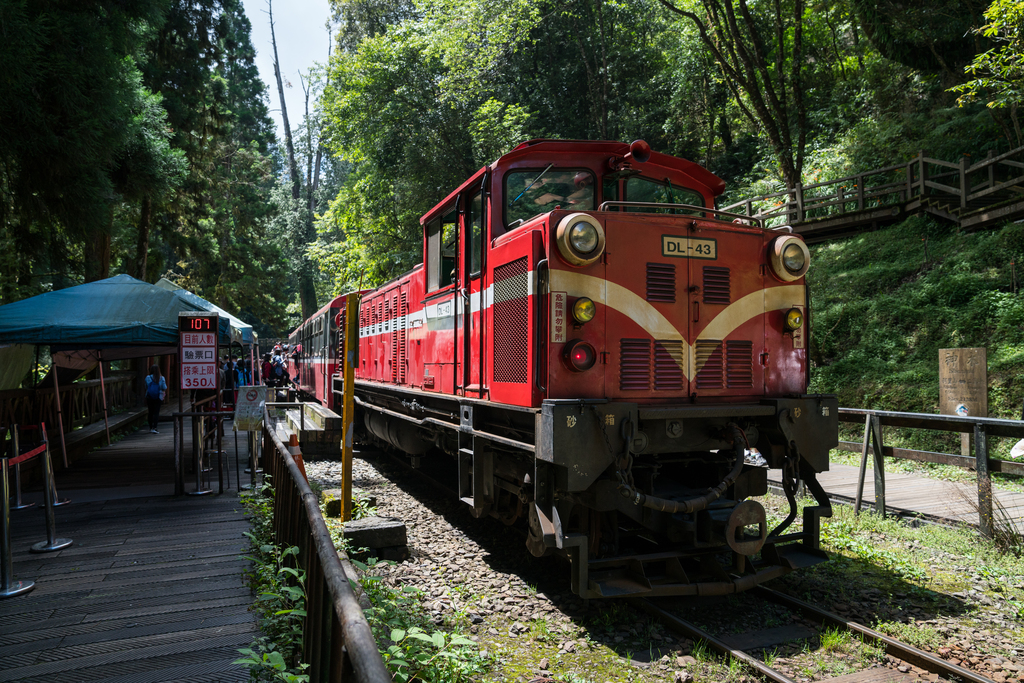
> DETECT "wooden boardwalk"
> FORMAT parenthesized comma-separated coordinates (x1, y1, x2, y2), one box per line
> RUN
(1, 408, 258, 682)
(774, 463, 1024, 534)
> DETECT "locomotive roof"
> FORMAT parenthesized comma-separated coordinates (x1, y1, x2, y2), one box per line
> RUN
(420, 139, 726, 226)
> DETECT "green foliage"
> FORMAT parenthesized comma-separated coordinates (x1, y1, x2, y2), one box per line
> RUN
(355, 557, 490, 682)
(822, 516, 926, 582)
(953, 0, 1024, 144)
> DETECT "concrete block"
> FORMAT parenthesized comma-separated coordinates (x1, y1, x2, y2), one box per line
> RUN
(343, 516, 406, 549)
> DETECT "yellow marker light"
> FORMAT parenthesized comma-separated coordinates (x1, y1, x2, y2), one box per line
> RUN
(572, 297, 596, 324)
(784, 307, 803, 331)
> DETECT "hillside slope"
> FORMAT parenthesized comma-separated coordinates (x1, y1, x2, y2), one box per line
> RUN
(808, 215, 1024, 451)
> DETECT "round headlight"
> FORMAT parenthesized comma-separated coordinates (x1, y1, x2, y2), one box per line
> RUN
(555, 213, 605, 267)
(782, 243, 805, 272)
(784, 307, 803, 331)
(569, 222, 599, 254)
(563, 339, 597, 372)
(768, 236, 810, 282)
(572, 297, 596, 324)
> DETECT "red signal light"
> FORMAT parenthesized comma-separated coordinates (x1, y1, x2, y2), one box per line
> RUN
(563, 339, 597, 372)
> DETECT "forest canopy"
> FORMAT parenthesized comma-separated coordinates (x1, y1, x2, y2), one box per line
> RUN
(2, 0, 1022, 334)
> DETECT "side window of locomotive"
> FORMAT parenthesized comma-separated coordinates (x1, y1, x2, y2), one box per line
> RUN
(441, 207, 457, 288)
(427, 218, 441, 292)
(467, 191, 483, 276)
(625, 176, 703, 214)
(505, 169, 596, 227)
(427, 206, 458, 293)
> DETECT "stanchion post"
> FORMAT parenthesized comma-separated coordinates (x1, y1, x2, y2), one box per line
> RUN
(10, 425, 33, 511)
(51, 369, 69, 469)
(31, 424, 72, 553)
(217, 414, 224, 494)
(189, 413, 213, 496)
(1, 457, 35, 598)
(98, 350, 111, 446)
(173, 414, 183, 496)
(234, 428, 240, 492)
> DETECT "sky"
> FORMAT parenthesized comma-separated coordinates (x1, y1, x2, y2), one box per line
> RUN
(240, 0, 333, 144)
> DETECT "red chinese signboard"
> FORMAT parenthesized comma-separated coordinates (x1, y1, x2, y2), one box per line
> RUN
(179, 313, 219, 390)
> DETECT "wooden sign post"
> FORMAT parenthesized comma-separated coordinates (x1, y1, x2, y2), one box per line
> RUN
(939, 348, 987, 456)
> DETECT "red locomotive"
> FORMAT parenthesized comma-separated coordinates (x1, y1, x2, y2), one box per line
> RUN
(310, 139, 838, 598)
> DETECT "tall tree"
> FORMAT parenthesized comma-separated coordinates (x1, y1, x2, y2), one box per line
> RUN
(267, 0, 317, 319)
(657, 0, 810, 189)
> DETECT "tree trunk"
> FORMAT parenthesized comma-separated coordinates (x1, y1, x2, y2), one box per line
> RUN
(84, 229, 111, 283)
(268, 0, 301, 202)
(134, 195, 152, 281)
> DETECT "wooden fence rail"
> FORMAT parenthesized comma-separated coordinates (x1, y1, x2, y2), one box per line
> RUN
(262, 405, 391, 683)
(722, 145, 1024, 235)
(0, 374, 136, 437)
(837, 407, 1024, 538)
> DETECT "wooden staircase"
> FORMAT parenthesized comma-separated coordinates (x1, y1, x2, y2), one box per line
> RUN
(722, 146, 1024, 243)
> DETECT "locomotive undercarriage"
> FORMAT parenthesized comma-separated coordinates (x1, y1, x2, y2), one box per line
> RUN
(354, 382, 839, 599)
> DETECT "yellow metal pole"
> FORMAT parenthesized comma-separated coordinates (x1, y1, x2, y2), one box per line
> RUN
(341, 293, 360, 522)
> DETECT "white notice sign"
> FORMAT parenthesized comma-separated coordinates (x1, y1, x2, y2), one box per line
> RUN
(234, 386, 269, 432)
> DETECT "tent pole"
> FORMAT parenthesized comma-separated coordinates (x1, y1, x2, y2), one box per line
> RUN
(98, 350, 111, 446)
(52, 367, 68, 469)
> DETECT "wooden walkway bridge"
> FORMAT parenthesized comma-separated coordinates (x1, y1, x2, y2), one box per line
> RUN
(0, 407, 257, 682)
(723, 145, 1024, 243)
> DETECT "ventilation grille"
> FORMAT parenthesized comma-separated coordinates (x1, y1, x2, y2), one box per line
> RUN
(703, 266, 731, 305)
(620, 339, 651, 391)
(694, 340, 723, 389)
(493, 258, 529, 383)
(646, 263, 676, 303)
(399, 293, 408, 383)
(389, 296, 397, 382)
(654, 340, 685, 390)
(726, 340, 753, 388)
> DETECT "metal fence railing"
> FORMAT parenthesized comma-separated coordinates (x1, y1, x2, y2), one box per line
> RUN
(261, 405, 389, 683)
(838, 408, 1024, 537)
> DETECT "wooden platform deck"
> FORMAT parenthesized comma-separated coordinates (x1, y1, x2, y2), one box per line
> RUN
(1, 408, 259, 683)
(773, 463, 1024, 534)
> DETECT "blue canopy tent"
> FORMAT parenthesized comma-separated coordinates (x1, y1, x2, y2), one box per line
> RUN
(0, 274, 248, 348)
(0, 274, 255, 463)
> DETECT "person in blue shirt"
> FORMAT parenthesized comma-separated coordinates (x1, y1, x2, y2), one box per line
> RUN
(144, 365, 167, 434)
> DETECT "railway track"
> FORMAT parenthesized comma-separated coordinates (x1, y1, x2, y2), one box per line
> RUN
(635, 586, 996, 683)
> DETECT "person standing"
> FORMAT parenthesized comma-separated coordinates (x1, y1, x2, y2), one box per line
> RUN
(144, 365, 166, 434)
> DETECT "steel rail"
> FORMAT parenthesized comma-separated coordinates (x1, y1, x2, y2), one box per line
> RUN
(753, 586, 996, 683)
(633, 598, 799, 683)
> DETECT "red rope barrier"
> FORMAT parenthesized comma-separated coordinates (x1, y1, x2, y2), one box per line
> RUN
(8, 443, 45, 467)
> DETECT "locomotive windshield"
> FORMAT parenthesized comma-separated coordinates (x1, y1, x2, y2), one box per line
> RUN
(625, 176, 704, 214)
(506, 168, 596, 226)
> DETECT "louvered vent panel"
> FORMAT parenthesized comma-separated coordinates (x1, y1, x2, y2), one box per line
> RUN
(726, 340, 753, 388)
(694, 340, 723, 389)
(389, 297, 397, 382)
(493, 258, 530, 383)
(654, 340, 685, 390)
(620, 339, 652, 391)
(703, 267, 731, 305)
(398, 292, 408, 383)
(646, 263, 676, 303)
